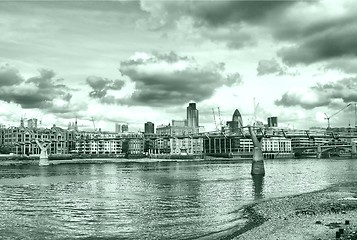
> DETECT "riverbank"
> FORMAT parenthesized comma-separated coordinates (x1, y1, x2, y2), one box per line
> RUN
(0, 157, 210, 166)
(235, 182, 357, 240)
(0, 156, 255, 166)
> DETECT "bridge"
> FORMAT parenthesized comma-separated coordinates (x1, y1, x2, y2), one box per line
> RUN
(143, 127, 357, 140)
(293, 143, 357, 158)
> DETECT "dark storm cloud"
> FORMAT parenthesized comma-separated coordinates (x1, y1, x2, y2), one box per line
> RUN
(257, 59, 285, 76)
(0, 68, 76, 113)
(275, 78, 357, 109)
(273, 2, 357, 67)
(118, 52, 241, 107)
(144, 1, 357, 69)
(324, 58, 357, 74)
(200, 27, 256, 49)
(0, 64, 23, 86)
(185, 1, 295, 27)
(275, 92, 329, 109)
(278, 23, 357, 65)
(141, 1, 298, 48)
(142, 1, 295, 28)
(86, 76, 125, 99)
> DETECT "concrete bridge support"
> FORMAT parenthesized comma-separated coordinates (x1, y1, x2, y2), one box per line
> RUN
(316, 145, 322, 159)
(35, 139, 51, 166)
(352, 142, 357, 157)
(249, 127, 265, 175)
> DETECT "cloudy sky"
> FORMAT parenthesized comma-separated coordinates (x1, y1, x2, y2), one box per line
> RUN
(1, 0, 357, 132)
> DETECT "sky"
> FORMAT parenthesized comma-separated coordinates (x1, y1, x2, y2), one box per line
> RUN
(1, 0, 357, 132)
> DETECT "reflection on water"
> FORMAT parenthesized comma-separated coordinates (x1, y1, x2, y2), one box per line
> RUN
(252, 175, 264, 200)
(0, 158, 356, 239)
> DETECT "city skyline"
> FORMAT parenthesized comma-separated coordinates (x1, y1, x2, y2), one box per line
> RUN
(1, 1, 357, 132)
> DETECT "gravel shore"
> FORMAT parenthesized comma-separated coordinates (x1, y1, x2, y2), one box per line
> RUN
(235, 182, 357, 240)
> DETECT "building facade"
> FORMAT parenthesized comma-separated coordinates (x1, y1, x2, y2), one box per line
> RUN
(226, 109, 244, 134)
(121, 124, 129, 132)
(169, 137, 203, 155)
(144, 122, 155, 134)
(1, 124, 73, 155)
(267, 117, 278, 127)
(187, 102, 199, 128)
(115, 123, 121, 133)
(156, 123, 200, 136)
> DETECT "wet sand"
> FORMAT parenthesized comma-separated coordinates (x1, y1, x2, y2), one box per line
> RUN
(235, 183, 357, 240)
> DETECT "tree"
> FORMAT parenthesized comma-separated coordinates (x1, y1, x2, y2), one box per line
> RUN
(0, 145, 11, 154)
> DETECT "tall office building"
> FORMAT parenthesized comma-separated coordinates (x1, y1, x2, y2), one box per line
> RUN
(186, 102, 199, 127)
(226, 109, 243, 133)
(267, 117, 278, 127)
(144, 122, 155, 134)
(115, 123, 121, 133)
(121, 124, 129, 132)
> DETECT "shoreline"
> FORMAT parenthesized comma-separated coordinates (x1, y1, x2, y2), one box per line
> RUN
(0, 156, 258, 166)
(0, 158, 200, 166)
(234, 182, 357, 240)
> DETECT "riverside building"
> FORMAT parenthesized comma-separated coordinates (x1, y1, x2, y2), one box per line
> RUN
(1, 122, 74, 155)
(203, 134, 293, 159)
(144, 122, 155, 134)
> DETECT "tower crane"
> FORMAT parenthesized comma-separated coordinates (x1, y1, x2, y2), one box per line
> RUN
(91, 117, 96, 132)
(212, 108, 219, 131)
(217, 107, 224, 131)
(324, 103, 351, 129)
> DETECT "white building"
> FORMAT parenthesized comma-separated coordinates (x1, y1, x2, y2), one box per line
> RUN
(262, 137, 292, 153)
(239, 137, 292, 153)
(169, 137, 203, 155)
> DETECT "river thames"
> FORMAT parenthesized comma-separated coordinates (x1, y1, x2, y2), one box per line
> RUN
(0, 158, 356, 239)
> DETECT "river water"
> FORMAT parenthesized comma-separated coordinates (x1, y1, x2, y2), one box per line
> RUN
(0, 158, 356, 240)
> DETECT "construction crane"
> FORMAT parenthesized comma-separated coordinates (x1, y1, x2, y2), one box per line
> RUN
(212, 108, 219, 131)
(324, 103, 351, 129)
(249, 98, 259, 126)
(217, 107, 224, 132)
(91, 117, 96, 132)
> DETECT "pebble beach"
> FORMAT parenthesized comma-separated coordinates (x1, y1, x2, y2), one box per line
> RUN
(235, 182, 357, 240)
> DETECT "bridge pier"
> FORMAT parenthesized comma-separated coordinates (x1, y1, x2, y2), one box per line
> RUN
(352, 142, 357, 157)
(316, 145, 322, 159)
(35, 139, 51, 166)
(249, 127, 265, 176)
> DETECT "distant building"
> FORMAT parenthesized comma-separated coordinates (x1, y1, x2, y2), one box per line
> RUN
(153, 138, 170, 154)
(169, 137, 203, 155)
(0, 125, 4, 146)
(156, 123, 199, 136)
(122, 138, 145, 155)
(67, 119, 78, 131)
(121, 124, 128, 132)
(27, 118, 38, 129)
(115, 123, 121, 133)
(187, 102, 199, 127)
(144, 122, 155, 134)
(2, 124, 72, 155)
(76, 132, 123, 155)
(226, 109, 243, 133)
(172, 120, 187, 127)
(267, 117, 278, 127)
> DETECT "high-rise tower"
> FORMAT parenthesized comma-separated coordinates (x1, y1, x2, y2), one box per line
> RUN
(227, 109, 243, 133)
(115, 123, 121, 133)
(144, 122, 155, 134)
(267, 117, 278, 127)
(187, 102, 199, 127)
